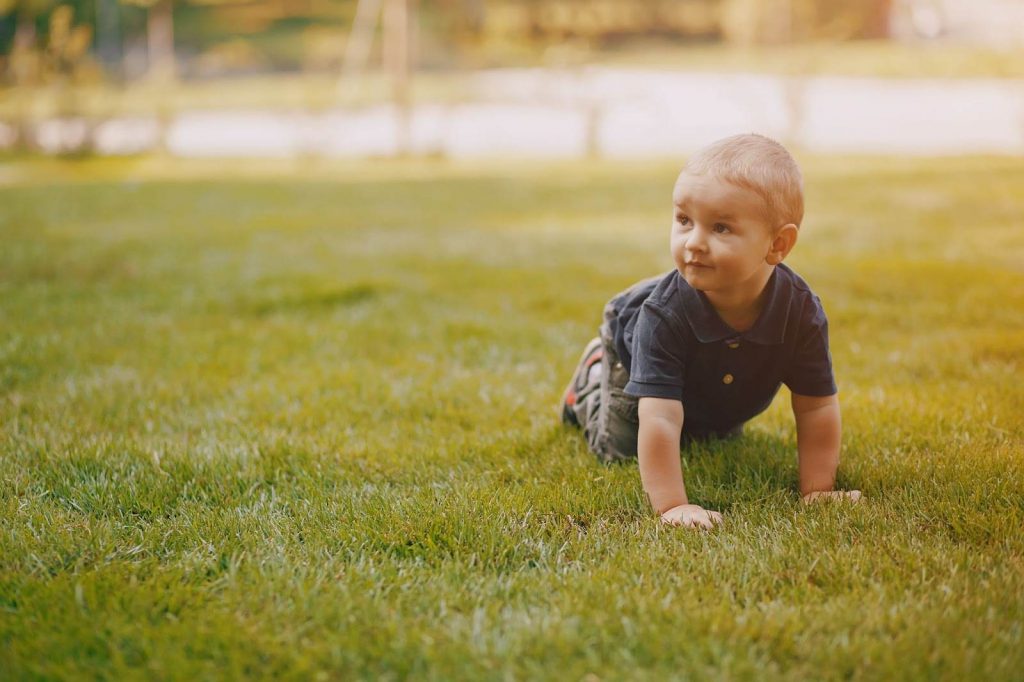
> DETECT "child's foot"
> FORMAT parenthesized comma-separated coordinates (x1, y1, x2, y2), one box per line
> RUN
(561, 337, 603, 427)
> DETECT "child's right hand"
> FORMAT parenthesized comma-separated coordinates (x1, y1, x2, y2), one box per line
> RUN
(660, 504, 723, 529)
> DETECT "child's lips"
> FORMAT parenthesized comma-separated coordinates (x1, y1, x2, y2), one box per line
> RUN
(685, 261, 712, 268)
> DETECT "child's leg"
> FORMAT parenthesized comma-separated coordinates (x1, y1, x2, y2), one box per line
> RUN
(561, 337, 603, 428)
(584, 308, 640, 463)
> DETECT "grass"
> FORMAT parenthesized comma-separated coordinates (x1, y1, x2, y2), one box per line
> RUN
(1, 155, 1023, 680)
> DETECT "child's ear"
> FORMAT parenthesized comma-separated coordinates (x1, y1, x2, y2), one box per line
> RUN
(766, 224, 798, 265)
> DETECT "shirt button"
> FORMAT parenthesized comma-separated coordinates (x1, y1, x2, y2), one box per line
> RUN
(727, 342, 740, 349)
(722, 373, 734, 385)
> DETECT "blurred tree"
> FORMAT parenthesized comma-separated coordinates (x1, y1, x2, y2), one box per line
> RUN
(474, 0, 720, 52)
(342, 0, 380, 74)
(383, 0, 410, 152)
(3, 4, 97, 151)
(466, 0, 892, 49)
(721, 0, 894, 45)
(0, 0, 60, 83)
(339, 0, 412, 151)
(120, 0, 175, 80)
(46, 2, 93, 80)
(94, 0, 123, 73)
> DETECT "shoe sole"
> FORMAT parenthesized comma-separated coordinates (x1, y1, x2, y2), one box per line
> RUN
(560, 337, 603, 426)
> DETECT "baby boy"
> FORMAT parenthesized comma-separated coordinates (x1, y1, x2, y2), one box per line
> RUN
(561, 133, 862, 529)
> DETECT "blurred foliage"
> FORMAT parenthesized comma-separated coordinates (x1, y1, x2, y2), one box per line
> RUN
(721, 0, 893, 45)
(47, 5, 94, 78)
(1, 0, 901, 83)
(0, 0, 59, 84)
(2, 3, 98, 85)
(3, 5, 101, 153)
(442, 0, 896, 54)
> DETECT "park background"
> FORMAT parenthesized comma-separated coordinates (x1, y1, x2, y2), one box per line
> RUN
(2, 1, 1024, 680)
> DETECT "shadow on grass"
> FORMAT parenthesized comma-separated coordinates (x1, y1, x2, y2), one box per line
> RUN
(573, 426, 806, 512)
(233, 281, 385, 316)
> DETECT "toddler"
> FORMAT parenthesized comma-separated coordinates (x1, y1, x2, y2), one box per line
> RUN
(561, 133, 862, 529)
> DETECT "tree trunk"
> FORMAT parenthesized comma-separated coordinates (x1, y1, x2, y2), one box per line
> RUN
(342, 0, 382, 76)
(11, 9, 39, 150)
(384, 0, 410, 155)
(14, 10, 37, 52)
(95, 0, 124, 77)
(147, 0, 175, 81)
(863, 0, 894, 39)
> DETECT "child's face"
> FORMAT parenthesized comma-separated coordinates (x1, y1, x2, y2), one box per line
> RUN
(670, 171, 777, 298)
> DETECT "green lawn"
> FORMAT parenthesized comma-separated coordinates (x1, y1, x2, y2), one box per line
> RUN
(1, 155, 1023, 680)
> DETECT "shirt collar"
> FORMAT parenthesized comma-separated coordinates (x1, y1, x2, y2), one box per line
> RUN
(677, 266, 792, 345)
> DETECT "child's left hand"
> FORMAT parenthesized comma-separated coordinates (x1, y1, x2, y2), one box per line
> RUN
(801, 490, 863, 505)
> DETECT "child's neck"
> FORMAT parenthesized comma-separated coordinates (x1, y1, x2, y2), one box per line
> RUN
(705, 267, 774, 333)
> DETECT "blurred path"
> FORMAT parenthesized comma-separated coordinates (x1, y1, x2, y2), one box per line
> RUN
(12, 69, 1024, 157)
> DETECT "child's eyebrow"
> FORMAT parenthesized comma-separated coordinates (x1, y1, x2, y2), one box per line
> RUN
(673, 201, 739, 222)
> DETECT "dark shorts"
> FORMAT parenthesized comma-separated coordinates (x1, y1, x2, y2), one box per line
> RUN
(567, 298, 641, 463)
(566, 290, 742, 464)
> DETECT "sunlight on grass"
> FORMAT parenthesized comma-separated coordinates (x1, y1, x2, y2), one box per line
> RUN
(1, 156, 1023, 679)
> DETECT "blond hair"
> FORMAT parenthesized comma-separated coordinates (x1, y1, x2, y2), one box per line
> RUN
(683, 133, 804, 228)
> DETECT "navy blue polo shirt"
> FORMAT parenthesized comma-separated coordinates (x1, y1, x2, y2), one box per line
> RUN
(607, 264, 837, 437)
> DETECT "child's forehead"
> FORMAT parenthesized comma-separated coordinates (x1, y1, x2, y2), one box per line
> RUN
(672, 172, 764, 214)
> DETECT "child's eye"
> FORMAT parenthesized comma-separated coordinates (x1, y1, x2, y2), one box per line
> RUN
(713, 223, 730, 234)
(677, 216, 691, 227)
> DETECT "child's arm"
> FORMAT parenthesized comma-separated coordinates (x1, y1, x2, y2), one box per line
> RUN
(791, 392, 863, 504)
(638, 397, 723, 528)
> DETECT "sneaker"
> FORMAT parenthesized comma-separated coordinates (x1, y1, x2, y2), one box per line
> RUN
(560, 337, 603, 427)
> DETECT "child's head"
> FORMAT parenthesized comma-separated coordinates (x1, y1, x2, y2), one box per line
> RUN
(671, 134, 803, 296)
(681, 133, 804, 229)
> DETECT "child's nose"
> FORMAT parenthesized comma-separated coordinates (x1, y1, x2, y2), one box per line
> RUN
(685, 227, 709, 252)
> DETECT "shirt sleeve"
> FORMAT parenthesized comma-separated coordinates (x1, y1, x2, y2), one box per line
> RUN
(624, 303, 686, 401)
(783, 296, 838, 397)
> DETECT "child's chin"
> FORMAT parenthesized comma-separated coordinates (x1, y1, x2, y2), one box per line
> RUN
(680, 271, 709, 291)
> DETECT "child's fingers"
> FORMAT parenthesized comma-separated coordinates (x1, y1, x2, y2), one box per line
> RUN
(660, 511, 723, 529)
(661, 514, 684, 527)
(690, 510, 723, 529)
(661, 515, 698, 528)
(802, 490, 864, 504)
